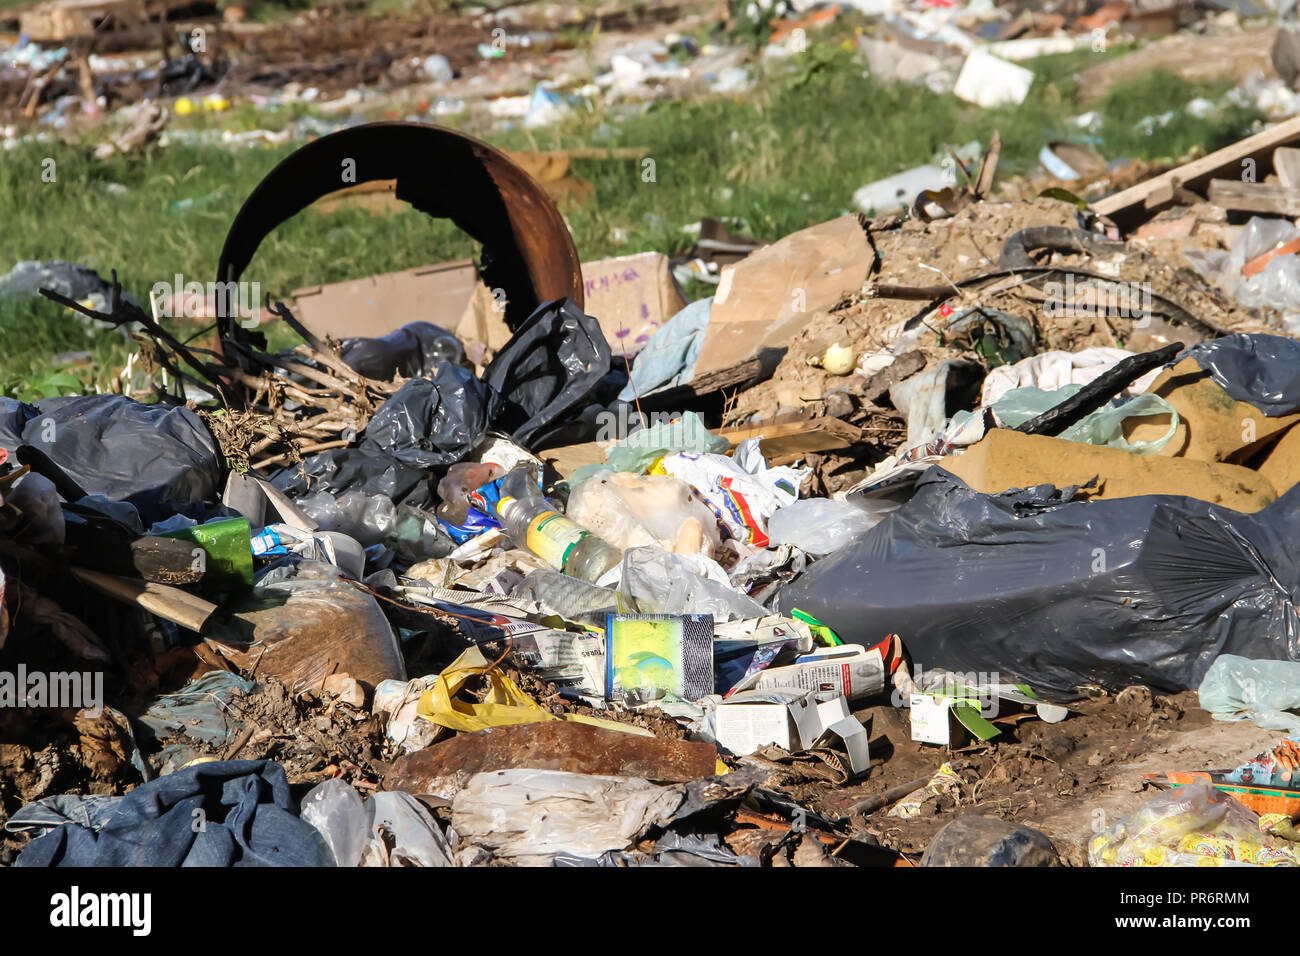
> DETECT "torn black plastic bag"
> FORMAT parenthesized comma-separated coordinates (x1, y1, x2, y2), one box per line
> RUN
(268, 447, 433, 507)
(358, 299, 609, 462)
(340, 321, 467, 382)
(274, 299, 610, 501)
(0, 395, 222, 523)
(359, 364, 493, 468)
(776, 468, 1300, 698)
(482, 298, 611, 449)
(1185, 333, 1300, 416)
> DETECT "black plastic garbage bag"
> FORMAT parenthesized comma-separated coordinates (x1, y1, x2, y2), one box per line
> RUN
(0, 260, 141, 314)
(1185, 333, 1300, 416)
(13, 760, 333, 867)
(274, 299, 609, 502)
(483, 298, 611, 449)
(0, 395, 222, 523)
(340, 321, 467, 382)
(269, 447, 433, 507)
(776, 468, 1300, 698)
(359, 364, 493, 468)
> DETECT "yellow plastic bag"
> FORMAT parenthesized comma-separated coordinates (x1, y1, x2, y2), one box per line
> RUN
(417, 645, 649, 736)
(419, 646, 729, 775)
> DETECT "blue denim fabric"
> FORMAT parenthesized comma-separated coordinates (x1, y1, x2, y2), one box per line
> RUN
(14, 760, 333, 867)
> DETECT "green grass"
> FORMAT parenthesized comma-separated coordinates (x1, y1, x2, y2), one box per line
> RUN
(0, 296, 130, 398)
(0, 38, 1265, 397)
(1095, 72, 1261, 160)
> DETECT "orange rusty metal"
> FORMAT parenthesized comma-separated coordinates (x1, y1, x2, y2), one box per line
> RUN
(215, 121, 583, 339)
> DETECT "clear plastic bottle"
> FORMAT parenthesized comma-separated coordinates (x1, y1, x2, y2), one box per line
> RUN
(495, 468, 623, 582)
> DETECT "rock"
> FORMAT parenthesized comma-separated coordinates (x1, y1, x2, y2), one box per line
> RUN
(322, 674, 366, 708)
(823, 388, 856, 419)
(921, 815, 1060, 867)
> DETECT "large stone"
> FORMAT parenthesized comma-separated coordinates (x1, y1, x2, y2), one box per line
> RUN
(921, 815, 1060, 867)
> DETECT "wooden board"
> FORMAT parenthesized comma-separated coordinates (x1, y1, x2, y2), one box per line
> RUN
(71, 566, 217, 633)
(539, 411, 864, 479)
(1274, 146, 1300, 190)
(1206, 179, 1300, 216)
(1092, 114, 1300, 224)
(716, 413, 864, 457)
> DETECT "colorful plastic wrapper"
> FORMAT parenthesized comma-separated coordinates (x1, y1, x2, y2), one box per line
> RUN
(1089, 782, 1300, 867)
(605, 613, 714, 705)
(653, 439, 805, 547)
(888, 763, 961, 819)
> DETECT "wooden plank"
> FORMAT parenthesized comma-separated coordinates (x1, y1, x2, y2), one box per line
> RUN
(540, 440, 606, 477)
(1274, 146, 1300, 190)
(1142, 181, 1175, 210)
(540, 410, 864, 479)
(1092, 114, 1300, 221)
(72, 566, 217, 633)
(718, 413, 864, 457)
(627, 356, 765, 410)
(846, 349, 926, 404)
(1206, 179, 1300, 216)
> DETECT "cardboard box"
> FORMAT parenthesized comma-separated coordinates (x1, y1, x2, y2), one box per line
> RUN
(291, 251, 684, 365)
(580, 252, 687, 359)
(908, 681, 1065, 746)
(714, 689, 806, 754)
(714, 688, 870, 774)
(909, 692, 975, 746)
(691, 215, 873, 380)
(795, 693, 871, 775)
(291, 260, 484, 343)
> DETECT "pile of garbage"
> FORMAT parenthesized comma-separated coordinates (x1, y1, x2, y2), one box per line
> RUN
(13, 0, 1300, 152)
(15, 106, 1300, 869)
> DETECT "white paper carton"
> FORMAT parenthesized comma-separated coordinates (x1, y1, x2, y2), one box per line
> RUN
(713, 689, 805, 754)
(909, 692, 956, 745)
(730, 644, 886, 702)
(713, 688, 871, 775)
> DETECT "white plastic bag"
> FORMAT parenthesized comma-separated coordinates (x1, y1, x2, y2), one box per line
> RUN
(300, 778, 368, 867)
(655, 438, 806, 548)
(615, 545, 767, 621)
(1199, 654, 1300, 734)
(766, 499, 881, 555)
(980, 348, 1161, 407)
(566, 469, 720, 556)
